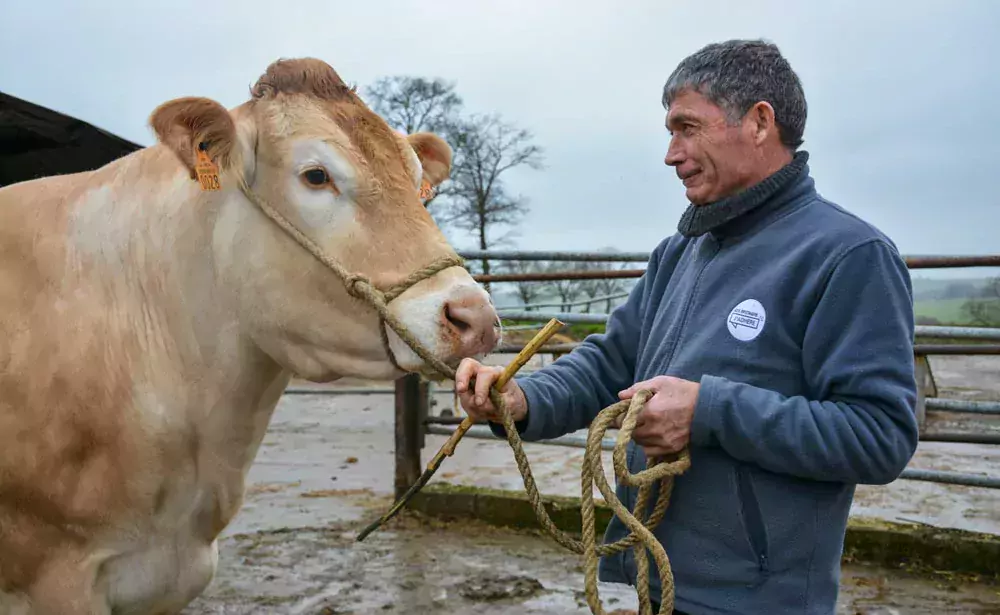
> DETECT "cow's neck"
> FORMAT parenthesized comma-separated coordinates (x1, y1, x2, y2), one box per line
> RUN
(68, 145, 292, 529)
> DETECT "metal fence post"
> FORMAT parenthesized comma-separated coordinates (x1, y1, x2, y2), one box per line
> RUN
(394, 373, 428, 499)
(913, 354, 936, 436)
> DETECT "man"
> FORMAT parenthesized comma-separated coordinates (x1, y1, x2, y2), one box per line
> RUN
(455, 39, 919, 614)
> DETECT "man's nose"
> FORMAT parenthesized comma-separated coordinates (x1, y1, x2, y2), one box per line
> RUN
(664, 137, 684, 167)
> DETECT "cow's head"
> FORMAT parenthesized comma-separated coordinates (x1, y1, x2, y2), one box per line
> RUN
(148, 58, 499, 381)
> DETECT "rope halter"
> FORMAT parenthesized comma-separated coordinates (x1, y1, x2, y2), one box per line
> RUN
(235, 175, 465, 378)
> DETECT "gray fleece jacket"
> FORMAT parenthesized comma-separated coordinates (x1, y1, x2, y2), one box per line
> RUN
(491, 153, 919, 614)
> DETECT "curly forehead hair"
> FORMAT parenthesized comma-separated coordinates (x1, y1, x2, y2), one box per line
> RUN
(249, 57, 359, 101)
(663, 39, 807, 149)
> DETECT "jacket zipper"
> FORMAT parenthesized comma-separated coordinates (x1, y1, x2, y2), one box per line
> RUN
(620, 242, 720, 580)
(656, 241, 720, 373)
(736, 465, 769, 573)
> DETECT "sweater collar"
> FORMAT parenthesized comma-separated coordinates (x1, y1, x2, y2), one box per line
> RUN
(676, 151, 810, 239)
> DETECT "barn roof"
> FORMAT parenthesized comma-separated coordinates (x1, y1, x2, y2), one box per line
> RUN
(0, 91, 143, 188)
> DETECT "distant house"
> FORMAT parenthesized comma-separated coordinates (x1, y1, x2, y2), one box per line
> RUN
(0, 91, 142, 188)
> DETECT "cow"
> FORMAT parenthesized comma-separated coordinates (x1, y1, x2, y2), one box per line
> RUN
(0, 57, 500, 615)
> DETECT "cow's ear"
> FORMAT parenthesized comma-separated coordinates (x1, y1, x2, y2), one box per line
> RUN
(149, 97, 237, 180)
(406, 132, 452, 188)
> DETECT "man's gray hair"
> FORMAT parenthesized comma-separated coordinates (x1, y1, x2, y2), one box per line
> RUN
(663, 39, 807, 149)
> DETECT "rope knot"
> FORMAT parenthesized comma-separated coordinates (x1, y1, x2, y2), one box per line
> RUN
(344, 274, 371, 299)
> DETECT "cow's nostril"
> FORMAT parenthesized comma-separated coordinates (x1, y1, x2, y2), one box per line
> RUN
(444, 301, 472, 333)
(439, 290, 500, 357)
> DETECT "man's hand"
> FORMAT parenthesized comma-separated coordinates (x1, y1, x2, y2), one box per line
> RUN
(454, 358, 528, 424)
(616, 375, 701, 457)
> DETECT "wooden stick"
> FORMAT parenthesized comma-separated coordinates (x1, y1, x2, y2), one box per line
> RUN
(356, 318, 565, 541)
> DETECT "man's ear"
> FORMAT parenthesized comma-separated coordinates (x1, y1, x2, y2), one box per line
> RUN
(748, 101, 777, 146)
(406, 132, 452, 187)
(149, 97, 237, 180)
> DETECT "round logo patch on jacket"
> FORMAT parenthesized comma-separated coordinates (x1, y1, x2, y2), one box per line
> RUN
(727, 299, 766, 342)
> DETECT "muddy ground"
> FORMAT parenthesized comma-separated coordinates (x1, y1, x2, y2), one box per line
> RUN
(186, 513, 1000, 614)
(182, 354, 1000, 614)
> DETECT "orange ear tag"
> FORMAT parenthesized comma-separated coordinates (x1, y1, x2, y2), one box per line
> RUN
(419, 178, 434, 202)
(195, 146, 221, 191)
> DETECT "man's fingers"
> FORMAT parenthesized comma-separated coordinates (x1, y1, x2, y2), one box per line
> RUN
(642, 445, 675, 458)
(618, 378, 648, 399)
(454, 359, 478, 393)
(473, 365, 500, 406)
(612, 406, 648, 429)
(631, 419, 661, 442)
(618, 378, 653, 399)
(455, 360, 496, 420)
(619, 375, 671, 400)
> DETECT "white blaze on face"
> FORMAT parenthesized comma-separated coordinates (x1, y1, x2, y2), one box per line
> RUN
(284, 139, 361, 239)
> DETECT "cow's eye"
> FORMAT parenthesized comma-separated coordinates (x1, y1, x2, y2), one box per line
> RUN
(302, 168, 329, 186)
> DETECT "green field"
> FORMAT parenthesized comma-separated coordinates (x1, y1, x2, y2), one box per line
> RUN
(913, 298, 974, 325)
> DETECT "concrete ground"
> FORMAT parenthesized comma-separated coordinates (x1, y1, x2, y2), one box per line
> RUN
(181, 354, 1000, 614)
(186, 514, 1000, 614)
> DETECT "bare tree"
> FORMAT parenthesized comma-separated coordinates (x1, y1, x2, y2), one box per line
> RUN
(586, 247, 645, 312)
(434, 113, 544, 289)
(593, 262, 639, 312)
(362, 76, 462, 135)
(571, 261, 606, 313)
(598, 275, 637, 312)
(500, 260, 547, 308)
(542, 261, 584, 311)
(962, 277, 1000, 326)
(362, 77, 544, 276)
(361, 76, 463, 211)
(540, 248, 640, 313)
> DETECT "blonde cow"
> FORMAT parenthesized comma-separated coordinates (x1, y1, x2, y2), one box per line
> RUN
(0, 58, 500, 614)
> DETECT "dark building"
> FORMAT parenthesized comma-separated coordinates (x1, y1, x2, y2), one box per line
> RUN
(0, 91, 142, 188)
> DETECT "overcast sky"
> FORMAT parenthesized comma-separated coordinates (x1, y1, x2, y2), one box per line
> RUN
(2, 0, 997, 279)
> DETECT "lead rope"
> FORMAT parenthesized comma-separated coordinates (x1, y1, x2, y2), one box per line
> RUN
(236, 178, 690, 615)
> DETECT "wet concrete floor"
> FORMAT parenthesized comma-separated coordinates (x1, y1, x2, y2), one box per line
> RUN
(182, 354, 1000, 613)
(185, 512, 1000, 614)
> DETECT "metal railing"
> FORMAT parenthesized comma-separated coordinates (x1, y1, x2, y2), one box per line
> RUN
(285, 250, 1000, 499)
(423, 424, 1000, 490)
(461, 251, 1000, 283)
(496, 291, 632, 313)
(926, 398, 1000, 414)
(459, 249, 652, 262)
(284, 382, 1000, 488)
(459, 250, 1000, 268)
(497, 310, 1000, 341)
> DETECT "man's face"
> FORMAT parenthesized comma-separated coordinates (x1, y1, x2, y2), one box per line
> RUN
(664, 89, 761, 205)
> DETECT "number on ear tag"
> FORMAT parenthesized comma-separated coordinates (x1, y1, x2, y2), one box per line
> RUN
(419, 178, 434, 202)
(195, 147, 221, 191)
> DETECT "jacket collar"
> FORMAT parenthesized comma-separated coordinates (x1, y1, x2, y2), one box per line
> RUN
(676, 150, 813, 240)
